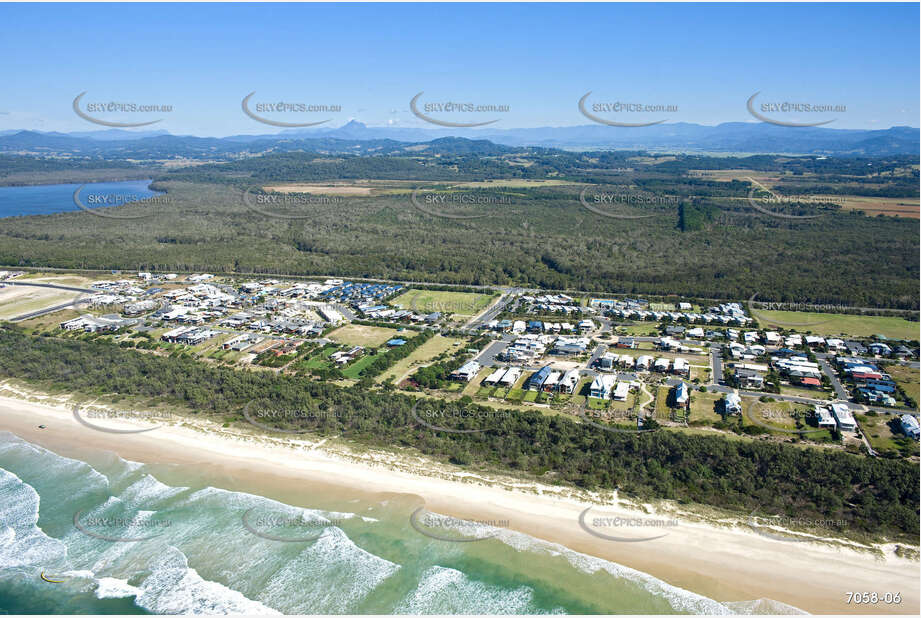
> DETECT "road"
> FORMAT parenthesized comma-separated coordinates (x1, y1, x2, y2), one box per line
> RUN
(2, 280, 96, 322)
(9, 299, 85, 322)
(710, 344, 723, 384)
(2, 280, 96, 294)
(817, 358, 849, 400)
(462, 288, 523, 331)
(473, 337, 511, 367)
(587, 343, 608, 369)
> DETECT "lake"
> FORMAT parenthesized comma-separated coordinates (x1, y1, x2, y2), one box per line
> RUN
(0, 180, 162, 218)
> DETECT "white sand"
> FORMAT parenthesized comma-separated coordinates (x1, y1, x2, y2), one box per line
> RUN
(0, 392, 918, 614)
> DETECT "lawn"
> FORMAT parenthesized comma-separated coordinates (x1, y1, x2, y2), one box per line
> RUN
(886, 364, 920, 406)
(857, 412, 919, 457)
(390, 289, 495, 318)
(341, 351, 384, 379)
(744, 400, 833, 440)
(750, 310, 919, 341)
(779, 385, 833, 400)
(688, 392, 725, 424)
(329, 324, 407, 347)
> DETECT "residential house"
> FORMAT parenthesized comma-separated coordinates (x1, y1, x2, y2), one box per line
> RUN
(451, 360, 481, 382)
(527, 365, 553, 391)
(830, 403, 856, 432)
(589, 374, 617, 399)
(900, 414, 920, 440)
(723, 393, 742, 415)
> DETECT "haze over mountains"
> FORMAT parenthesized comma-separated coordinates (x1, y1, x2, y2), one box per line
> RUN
(0, 121, 917, 157)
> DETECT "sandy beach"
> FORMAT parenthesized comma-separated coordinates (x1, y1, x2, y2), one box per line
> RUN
(1, 392, 918, 615)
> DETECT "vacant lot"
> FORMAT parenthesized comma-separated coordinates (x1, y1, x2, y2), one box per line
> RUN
(858, 412, 919, 457)
(0, 285, 82, 320)
(391, 289, 495, 318)
(751, 310, 918, 341)
(886, 364, 920, 406)
(378, 334, 465, 384)
(328, 324, 405, 347)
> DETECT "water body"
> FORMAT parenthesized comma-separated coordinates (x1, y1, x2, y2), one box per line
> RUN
(0, 432, 803, 615)
(0, 180, 162, 218)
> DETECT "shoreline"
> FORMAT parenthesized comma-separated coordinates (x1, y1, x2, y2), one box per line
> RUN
(0, 391, 918, 614)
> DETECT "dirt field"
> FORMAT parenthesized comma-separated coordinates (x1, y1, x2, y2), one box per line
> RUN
(263, 184, 374, 195)
(0, 285, 82, 320)
(826, 195, 920, 219)
(328, 324, 406, 347)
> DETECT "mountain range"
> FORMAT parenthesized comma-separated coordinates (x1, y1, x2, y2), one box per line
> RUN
(0, 121, 917, 157)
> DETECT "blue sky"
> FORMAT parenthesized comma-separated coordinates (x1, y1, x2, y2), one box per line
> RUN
(0, 2, 917, 135)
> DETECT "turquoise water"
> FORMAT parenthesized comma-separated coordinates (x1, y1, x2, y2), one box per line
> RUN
(0, 432, 799, 615)
(0, 180, 161, 218)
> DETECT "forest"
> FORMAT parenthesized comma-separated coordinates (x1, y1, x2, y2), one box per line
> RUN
(0, 326, 917, 542)
(0, 146, 917, 308)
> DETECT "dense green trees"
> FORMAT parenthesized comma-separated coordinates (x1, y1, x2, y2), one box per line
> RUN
(1, 327, 917, 541)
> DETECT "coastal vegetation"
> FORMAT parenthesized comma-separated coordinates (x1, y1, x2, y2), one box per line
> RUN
(1, 326, 917, 542)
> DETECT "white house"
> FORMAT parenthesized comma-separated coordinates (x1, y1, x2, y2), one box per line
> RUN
(672, 357, 689, 376)
(814, 405, 837, 429)
(724, 393, 742, 415)
(590, 374, 616, 399)
(830, 403, 856, 432)
(612, 382, 630, 401)
(451, 360, 481, 382)
(900, 414, 920, 440)
(558, 369, 581, 394)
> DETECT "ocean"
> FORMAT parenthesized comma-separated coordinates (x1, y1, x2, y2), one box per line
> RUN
(0, 431, 803, 615)
(0, 180, 161, 218)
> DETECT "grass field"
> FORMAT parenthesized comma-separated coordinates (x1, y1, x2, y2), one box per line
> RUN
(830, 195, 920, 220)
(886, 364, 920, 406)
(328, 324, 405, 348)
(341, 352, 384, 379)
(857, 412, 919, 457)
(688, 392, 724, 423)
(390, 289, 495, 318)
(751, 310, 919, 341)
